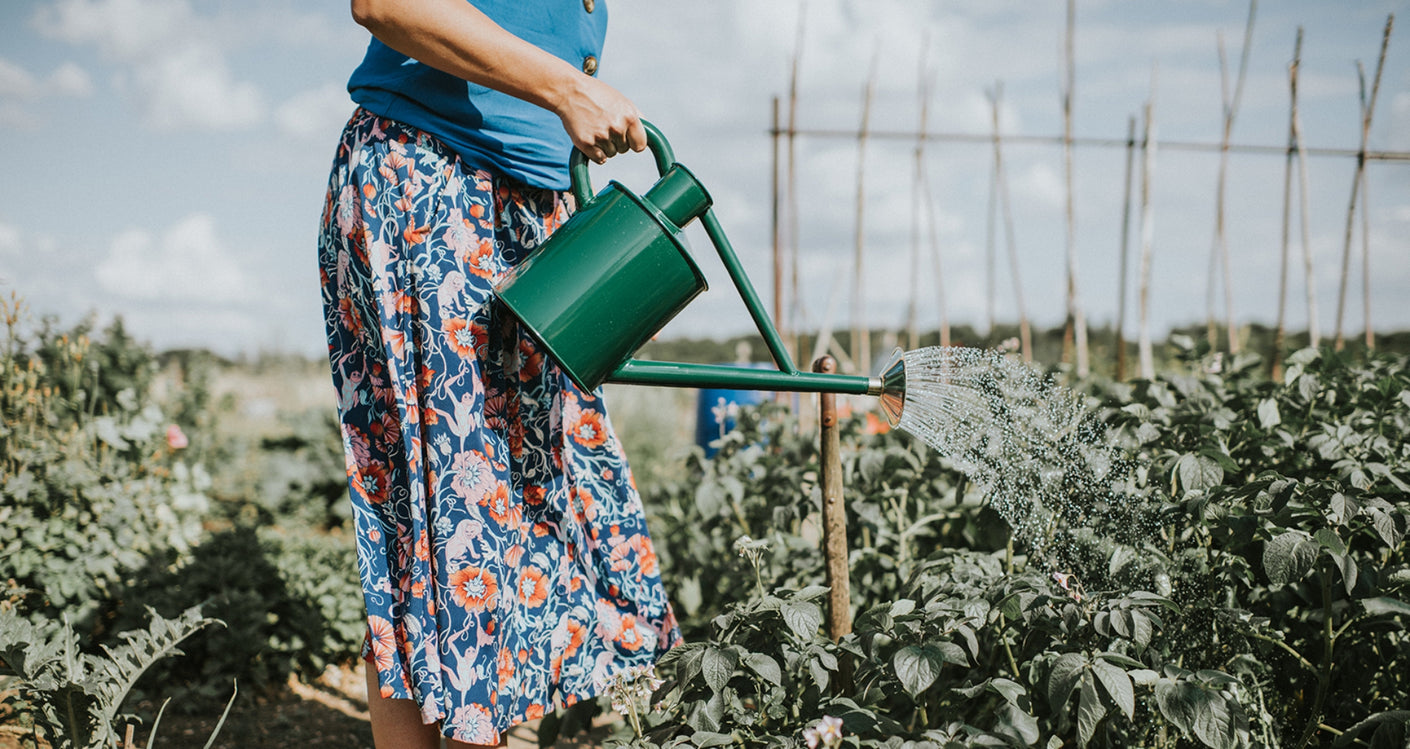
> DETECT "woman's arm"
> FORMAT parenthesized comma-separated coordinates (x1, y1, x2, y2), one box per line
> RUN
(350, 0, 645, 163)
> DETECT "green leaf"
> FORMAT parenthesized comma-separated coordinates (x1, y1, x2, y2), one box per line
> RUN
(1370, 508, 1403, 547)
(888, 599, 916, 617)
(1330, 493, 1360, 525)
(1361, 597, 1410, 618)
(1314, 528, 1347, 556)
(1334, 710, 1410, 748)
(1176, 453, 1224, 492)
(1077, 672, 1105, 748)
(1263, 532, 1315, 586)
(989, 677, 1027, 707)
(936, 641, 969, 667)
(894, 645, 943, 696)
(690, 730, 736, 748)
(1191, 691, 1236, 749)
(1047, 653, 1085, 710)
(996, 702, 1040, 747)
(1155, 679, 1196, 735)
(744, 653, 781, 686)
(1091, 660, 1135, 721)
(1256, 398, 1281, 429)
(1335, 552, 1359, 597)
(701, 645, 736, 694)
(780, 600, 823, 639)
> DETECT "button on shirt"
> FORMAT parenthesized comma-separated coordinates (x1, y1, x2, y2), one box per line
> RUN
(348, 0, 609, 190)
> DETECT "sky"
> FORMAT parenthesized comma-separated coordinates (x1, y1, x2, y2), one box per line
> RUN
(1, 0, 1407, 360)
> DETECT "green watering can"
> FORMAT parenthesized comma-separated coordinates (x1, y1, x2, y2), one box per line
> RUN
(495, 121, 906, 425)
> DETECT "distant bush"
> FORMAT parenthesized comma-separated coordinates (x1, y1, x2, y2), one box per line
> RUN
(0, 294, 209, 632)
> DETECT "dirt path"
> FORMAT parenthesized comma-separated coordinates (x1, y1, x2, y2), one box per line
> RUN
(0, 664, 612, 749)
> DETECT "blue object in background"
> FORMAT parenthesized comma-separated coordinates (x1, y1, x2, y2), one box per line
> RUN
(694, 362, 769, 457)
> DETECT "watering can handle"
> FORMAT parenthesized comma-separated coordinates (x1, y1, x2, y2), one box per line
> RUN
(568, 120, 676, 209)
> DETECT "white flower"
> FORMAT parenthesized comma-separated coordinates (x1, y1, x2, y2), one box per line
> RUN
(804, 715, 844, 749)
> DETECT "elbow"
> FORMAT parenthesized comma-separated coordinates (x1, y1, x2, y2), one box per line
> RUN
(350, 0, 391, 31)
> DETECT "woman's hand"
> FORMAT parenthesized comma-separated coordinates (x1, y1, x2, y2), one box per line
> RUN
(350, 0, 645, 163)
(552, 75, 647, 164)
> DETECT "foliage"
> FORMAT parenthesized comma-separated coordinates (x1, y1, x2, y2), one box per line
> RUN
(0, 294, 364, 715)
(0, 294, 210, 630)
(0, 605, 234, 749)
(109, 526, 363, 708)
(628, 346, 1409, 748)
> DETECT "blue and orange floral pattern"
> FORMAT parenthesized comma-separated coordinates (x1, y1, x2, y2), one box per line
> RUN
(317, 108, 680, 745)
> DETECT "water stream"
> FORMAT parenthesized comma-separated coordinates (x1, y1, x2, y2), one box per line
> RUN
(896, 346, 1159, 580)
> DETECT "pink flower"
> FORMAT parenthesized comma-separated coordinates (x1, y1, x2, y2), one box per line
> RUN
(165, 424, 189, 450)
(1052, 571, 1084, 603)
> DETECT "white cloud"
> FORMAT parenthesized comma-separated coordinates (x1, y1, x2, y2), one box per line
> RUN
(37, 0, 193, 59)
(0, 58, 38, 97)
(48, 62, 94, 97)
(138, 43, 265, 130)
(1012, 162, 1065, 211)
(95, 213, 250, 303)
(275, 83, 354, 140)
(0, 221, 19, 256)
(35, 0, 266, 131)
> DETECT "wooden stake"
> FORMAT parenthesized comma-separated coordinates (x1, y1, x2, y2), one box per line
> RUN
(772, 96, 784, 354)
(920, 161, 950, 349)
(787, 6, 805, 369)
(1207, 0, 1258, 354)
(851, 45, 878, 373)
(814, 354, 851, 643)
(985, 101, 998, 338)
(991, 83, 1032, 362)
(907, 39, 930, 352)
(1292, 47, 1319, 349)
(1138, 70, 1159, 380)
(1335, 15, 1392, 351)
(1060, 0, 1090, 375)
(1115, 115, 1137, 381)
(1273, 28, 1304, 381)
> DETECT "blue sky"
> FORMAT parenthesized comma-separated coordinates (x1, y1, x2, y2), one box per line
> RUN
(1, 0, 1406, 358)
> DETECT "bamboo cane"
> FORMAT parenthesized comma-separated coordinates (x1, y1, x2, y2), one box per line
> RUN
(1060, 0, 1090, 376)
(772, 96, 784, 354)
(991, 83, 1033, 362)
(787, 5, 804, 369)
(1116, 116, 1136, 381)
(851, 45, 878, 373)
(1292, 50, 1318, 349)
(1207, 0, 1257, 354)
(1138, 70, 1159, 380)
(1334, 15, 1392, 351)
(920, 158, 950, 349)
(907, 40, 930, 352)
(1273, 28, 1304, 381)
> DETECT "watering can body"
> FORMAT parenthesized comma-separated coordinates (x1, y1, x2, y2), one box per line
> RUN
(496, 162, 711, 391)
(494, 121, 905, 425)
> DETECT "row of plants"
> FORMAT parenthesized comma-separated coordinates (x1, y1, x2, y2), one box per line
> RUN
(4, 283, 1408, 748)
(603, 342, 1409, 748)
(0, 294, 362, 747)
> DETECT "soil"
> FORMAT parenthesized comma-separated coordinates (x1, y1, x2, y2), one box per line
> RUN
(0, 663, 612, 749)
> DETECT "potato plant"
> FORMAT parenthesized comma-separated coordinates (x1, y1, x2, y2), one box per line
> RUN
(627, 345, 1409, 748)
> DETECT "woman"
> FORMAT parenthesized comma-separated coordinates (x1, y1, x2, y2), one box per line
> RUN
(318, 1, 680, 746)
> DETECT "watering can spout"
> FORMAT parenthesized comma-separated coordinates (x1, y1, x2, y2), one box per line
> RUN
(872, 348, 907, 427)
(496, 120, 908, 424)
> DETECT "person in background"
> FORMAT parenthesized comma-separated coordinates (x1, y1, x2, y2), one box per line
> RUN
(317, 1, 680, 746)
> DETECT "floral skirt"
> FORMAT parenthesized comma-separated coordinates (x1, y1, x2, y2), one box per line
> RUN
(317, 108, 680, 744)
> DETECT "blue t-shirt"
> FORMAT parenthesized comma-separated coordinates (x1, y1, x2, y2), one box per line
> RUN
(348, 0, 608, 190)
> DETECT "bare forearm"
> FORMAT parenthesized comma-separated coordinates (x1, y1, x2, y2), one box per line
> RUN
(351, 0, 578, 113)
(349, 0, 645, 162)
